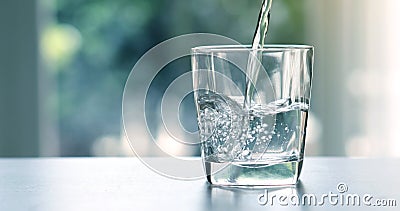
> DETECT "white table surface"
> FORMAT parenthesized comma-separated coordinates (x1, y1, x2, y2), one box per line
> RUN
(0, 157, 398, 211)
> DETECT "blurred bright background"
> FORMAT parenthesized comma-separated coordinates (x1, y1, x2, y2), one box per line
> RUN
(0, 0, 399, 157)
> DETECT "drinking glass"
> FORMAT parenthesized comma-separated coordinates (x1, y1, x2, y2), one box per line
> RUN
(192, 45, 313, 186)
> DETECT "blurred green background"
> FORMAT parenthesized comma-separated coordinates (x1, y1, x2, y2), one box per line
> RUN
(1, 0, 399, 157)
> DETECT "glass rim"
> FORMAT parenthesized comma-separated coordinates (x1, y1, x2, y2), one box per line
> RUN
(191, 44, 313, 53)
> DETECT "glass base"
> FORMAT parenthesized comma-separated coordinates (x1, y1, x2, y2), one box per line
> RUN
(205, 159, 303, 187)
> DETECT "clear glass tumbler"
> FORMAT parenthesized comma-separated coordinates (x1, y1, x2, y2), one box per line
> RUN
(192, 45, 313, 186)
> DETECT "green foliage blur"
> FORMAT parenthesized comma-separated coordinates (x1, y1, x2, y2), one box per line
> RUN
(50, 0, 306, 156)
